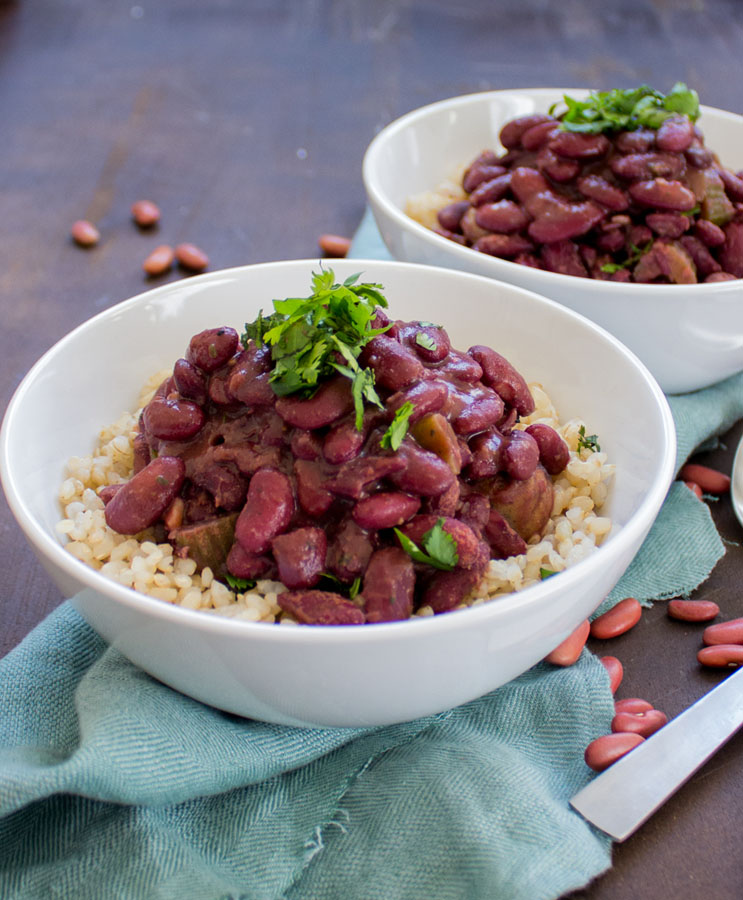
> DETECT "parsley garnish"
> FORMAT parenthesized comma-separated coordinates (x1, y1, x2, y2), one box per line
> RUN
(241, 268, 390, 429)
(551, 83, 700, 134)
(394, 518, 459, 571)
(600, 240, 653, 274)
(380, 401, 415, 451)
(225, 574, 256, 592)
(540, 568, 557, 580)
(348, 576, 362, 600)
(577, 425, 601, 453)
(415, 332, 437, 352)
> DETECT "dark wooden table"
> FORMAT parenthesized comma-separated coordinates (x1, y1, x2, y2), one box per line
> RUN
(2, 1, 742, 897)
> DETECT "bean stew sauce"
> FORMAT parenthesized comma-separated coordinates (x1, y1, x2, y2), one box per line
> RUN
(101, 273, 570, 625)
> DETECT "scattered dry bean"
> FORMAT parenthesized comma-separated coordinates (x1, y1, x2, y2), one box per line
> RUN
(600, 656, 623, 693)
(611, 708, 668, 738)
(131, 199, 161, 227)
(70, 219, 100, 247)
(614, 698, 653, 715)
(678, 463, 731, 494)
(702, 617, 743, 646)
(683, 480, 703, 499)
(697, 644, 743, 667)
(143, 244, 175, 277)
(667, 598, 720, 622)
(318, 233, 352, 257)
(584, 732, 644, 772)
(175, 242, 209, 272)
(590, 597, 642, 640)
(544, 619, 590, 666)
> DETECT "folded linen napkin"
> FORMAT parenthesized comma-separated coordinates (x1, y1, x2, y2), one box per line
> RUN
(1, 216, 741, 900)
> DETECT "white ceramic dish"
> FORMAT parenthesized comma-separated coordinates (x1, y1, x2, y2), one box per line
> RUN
(363, 87, 743, 394)
(0, 259, 676, 727)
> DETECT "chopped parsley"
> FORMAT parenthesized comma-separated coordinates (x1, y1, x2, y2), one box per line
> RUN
(241, 268, 390, 429)
(224, 574, 256, 592)
(551, 83, 700, 134)
(348, 576, 362, 600)
(577, 425, 601, 453)
(415, 331, 437, 352)
(380, 401, 415, 451)
(540, 568, 557, 580)
(600, 240, 653, 274)
(394, 518, 459, 571)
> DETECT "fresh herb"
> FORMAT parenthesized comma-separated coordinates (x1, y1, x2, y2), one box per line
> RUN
(241, 268, 390, 429)
(155, 475, 169, 487)
(551, 83, 700, 134)
(417, 320, 441, 328)
(225, 574, 256, 592)
(380, 401, 415, 451)
(577, 425, 601, 453)
(600, 240, 653, 274)
(349, 576, 362, 600)
(415, 332, 437, 352)
(540, 568, 557, 580)
(394, 518, 459, 571)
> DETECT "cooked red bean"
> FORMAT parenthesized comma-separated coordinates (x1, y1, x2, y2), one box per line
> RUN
(325, 517, 375, 581)
(499, 114, 552, 149)
(475, 233, 534, 258)
(294, 459, 334, 517)
(469, 173, 511, 207)
(718, 222, 743, 277)
(614, 697, 653, 715)
(549, 131, 610, 160)
(590, 597, 642, 639)
(667, 598, 719, 622)
(173, 358, 207, 405)
(600, 656, 624, 693)
(226, 543, 274, 580)
(420, 541, 490, 613)
(482, 508, 527, 558)
(629, 178, 696, 211)
(234, 468, 294, 554)
(188, 327, 240, 373)
(271, 527, 327, 589)
(702, 617, 743, 646)
(388, 443, 456, 497)
(387, 380, 448, 421)
(646, 212, 691, 239)
(467, 429, 505, 479)
(697, 644, 743, 667)
(398, 515, 481, 569)
(718, 168, 743, 202)
(611, 708, 667, 738)
(352, 492, 421, 530)
(463, 163, 507, 193)
(323, 416, 366, 465)
(614, 128, 655, 153)
(525, 424, 570, 475)
(656, 115, 695, 152)
(327, 454, 406, 500)
(610, 152, 685, 181)
(521, 120, 560, 151)
(275, 376, 354, 429)
(576, 175, 629, 211)
(584, 733, 645, 772)
(105, 457, 185, 534)
(228, 347, 275, 407)
(544, 619, 590, 666)
(278, 590, 365, 626)
(359, 335, 424, 390)
(362, 547, 416, 623)
(452, 394, 505, 436)
(678, 463, 731, 494)
(528, 196, 606, 244)
(694, 219, 726, 247)
(143, 395, 205, 441)
(468, 345, 535, 416)
(475, 200, 529, 234)
(501, 430, 540, 481)
(437, 201, 471, 232)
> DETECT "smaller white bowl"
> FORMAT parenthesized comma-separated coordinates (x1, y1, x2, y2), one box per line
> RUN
(1, 260, 675, 727)
(363, 88, 743, 394)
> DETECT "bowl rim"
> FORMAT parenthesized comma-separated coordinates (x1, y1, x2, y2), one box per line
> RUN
(362, 86, 743, 294)
(1, 258, 677, 644)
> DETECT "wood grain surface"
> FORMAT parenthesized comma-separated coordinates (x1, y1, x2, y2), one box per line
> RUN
(1, 1, 742, 897)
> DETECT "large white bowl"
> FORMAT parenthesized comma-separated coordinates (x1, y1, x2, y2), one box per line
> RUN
(0, 260, 676, 727)
(363, 87, 743, 394)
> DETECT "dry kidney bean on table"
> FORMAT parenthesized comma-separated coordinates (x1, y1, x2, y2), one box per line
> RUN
(600, 656, 624, 694)
(702, 617, 743, 645)
(544, 619, 590, 666)
(131, 199, 161, 227)
(584, 732, 645, 773)
(143, 244, 175, 277)
(590, 597, 642, 640)
(678, 463, 731, 494)
(71, 219, 100, 247)
(667, 598, 720, 622)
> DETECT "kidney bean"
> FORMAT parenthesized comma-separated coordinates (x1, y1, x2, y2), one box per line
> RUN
(614, 698, 654, 715)
(105, 456, 185, 534)
(362, 547, 416, 623)
(437, 201, 470, 232)
(425, 479, 461, 518)
(656, 115, 695, 152)
(646, 212, 691, 239)
(436, 225, 467, 246)
(294, 459, 334, 516)
(523, 424, 568, 475)
(234, 468, 294, 554)
(359, 334, 424, 391)
(499, 114, 552, 149)
(323, 416, 366, 465)
(173, 358, 208, 405)
(143, 394, 205, 441)
(719, 168, 743, 202)
(474, 233, 533, 258)
(401, 325, 451, 364)
(271, 527, 327, 589)
(71, 219, 100, 247)
(468, 345, 535, 416)
(469, 173, 512, 207)
(520, 120, 560, 151)
(614, 128, 655, 153)
(694, 219, 726, 247)
(539, 149, 582, 184)
(667, 598, 720, 622)
(501, 430, 540, 481)
(175, 242, 209, 272)
(528, 196, 605, 243)
(706, 271, 737, 282)
(226, 542, 273, 580)
(718, 222, 743, 277)
(457, 491, 490, 531)
(191, 462, 247, 510)
(590, 597, 642, 640)
(98, 484, 123, 505)
(410, 413, 462, 474)
(352, 492, 420, 530)
(467, 429, 504, 479)
(460, 206, 491, 243)
(275, 376, 353, 429)
(635, 240, 697, 284)
(475, 200, 530, 234)
(629, 179, 696, 211)
(697, 644, 743, 667)
(611, 708, 668, 738)
(399, 515, 481, 568)
(131, 199, 161, 227)
(679, 235, 721, 276)
(420, 540, 490, 613)
(703, 617, 743, 646)
(678, 463, 730, 494)
(464, 163, 508, 194)
(584, 733, 644, 772)
(452, 394, 505, 436)
(132, 431, 151, 474)
(628, 223, 653, 247)
(187, 327, 239, 373)
(326, 517, 375, 581)
(540, 240, 588, 277)
(318, 233, 351, 257)
(480, 507, 525, 558)
(143, 244, 175, 276)
(683, 480, 703, 499)
(278, 590, 365, 625)
(544, 619, 590, 666)
(513, 251, 542, 269)
(388, 443, 456, 497)
(685, 145, 714, 168)
(548, 131, 610, 159)
(610, 152, 685, 181)
(600, 656, 623, 693)
(576, 174, 629, 211)
(228, 354, 275, 408)
(328, 455, 406, 500)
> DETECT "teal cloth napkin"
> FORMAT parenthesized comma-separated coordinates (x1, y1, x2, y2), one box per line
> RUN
(1, 214, 741, 899)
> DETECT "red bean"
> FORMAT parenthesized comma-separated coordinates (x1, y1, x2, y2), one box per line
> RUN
(544, 619, 590, 666)
(584, 733, 645, 772)
(628, 179, 697, 211)
(420, 540, 490, 612)
(590, 597, 642, 640)
(460, 207, 491, 243)
(468, 345, 535, 416)
(278, 590, 365, 625)
(705, 272, 737, 282)
(469, 174, 512, 207)
(678, 463, 731, 494)
(549, 131, 610, 159)
(271, 527, 327, 589)
(614, 128, 655, 153)
(521, 120, 560, 151)
(703, 617, 743, 646)
(718, 222, 743, 278)
(234, 468, 294, 554)
(398, 515, 481, 569)
(452, 394, 505, 436)
(467, 428, 505, 479)
(226, 543, 273, 580)
(475, 233, 535, 258)
(325, 517, 375, 582)
(540, 240, 588, 277)
(499, 114, 552, 149)
(318, 233, 351, 257)
(294, 459, 334, 517)
(437, 350, 483, 384)
(143, 394, 205, 441)
(359, 335, 424, 391)
(694, 219, 726, 247)
(679, 235, 721, 277)
(509, 166, 551, 205)
(387, 380, 448, 421)
(104, 456, 185, 534)
(656, 115, 695, 152)
(525, 424, 570, 475)
(600, 656, 624, 693)
(646, 212, 691, 239)
(143, 244, 174, 276)
(227, 347, 275, 407)
(187, 327, 240, 373)
(275, 376, 354, 429)
(323, 416, 367, 465)
(683, 480, 703, 499)
(667, 598, 719, 622)
(175, 242, 209, 272)
(527, 196, 605, 244)
(131, 199, 161, 227)
(327, 455, 406, 500)
(483, 508, 527, 558)
(71, 219, 100, 247)
(718, 168, 743, 202)
(463, 163, 507, 193)
(437, 201, 470, 232)
(475, 200, 530, 234)
(362, 547, 416, 623)
(536, 146, 581, 183)
(402, 323, 452, 365)
(352, 492, 421, 530)
(576, 175, 629, 211)
(610, 152, 685, 181)
(388, 444, 456, 497)
(614, 698, 653, 715)
(611, 708, 667, 738)
(697, 644, 743, 667)
(501, 429, 540, 481)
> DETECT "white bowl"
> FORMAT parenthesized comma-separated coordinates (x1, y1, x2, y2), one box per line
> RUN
(0, 260, 675, 727)
(363, 87, 743, 394)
